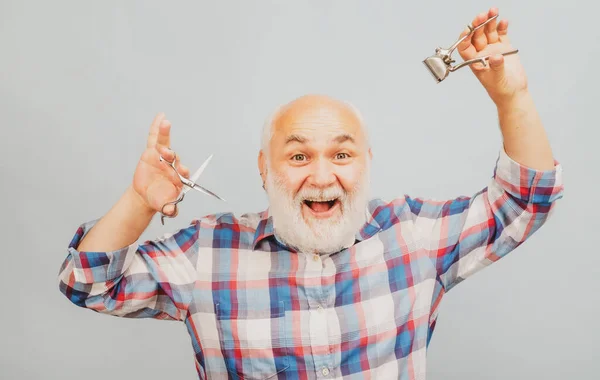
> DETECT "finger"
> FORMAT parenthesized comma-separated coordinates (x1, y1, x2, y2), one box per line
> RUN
(161, 201, 179, 218)
(147, 113, 165, 148)
(457, 26, 477, 60)
(163, 204, 178, 217)
(472, 54, 504, 74)
(472, 12, 488, 51)
(178, 164, 190, 179)
(156, 146, 183, 186)
(497, 19, 509, 36)
(156, 119, 172, 148)
(161, 150, 188, 183)
(488, 54, 506, 77)
(159, 194, 180, 217)
(485, 8, 499, 43)
(148, 181, 179, 216)
(156, 144, 176, 163)
(470, 59, 488, 73)
(489, 53, 504, 65)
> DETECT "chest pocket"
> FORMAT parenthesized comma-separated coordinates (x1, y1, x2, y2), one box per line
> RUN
(215, 300, 290, 380)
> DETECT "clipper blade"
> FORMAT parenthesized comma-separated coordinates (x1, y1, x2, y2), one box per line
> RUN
(423, 55, 449, 83)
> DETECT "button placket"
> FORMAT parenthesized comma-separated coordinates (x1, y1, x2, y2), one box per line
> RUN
(320, 256, 337, 375)
(303, 251, 328, 376)
(306, 252, 323, 272)
(305, 251, 335, 377)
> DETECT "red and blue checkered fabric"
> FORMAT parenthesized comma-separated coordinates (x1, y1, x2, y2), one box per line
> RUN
(58, 148, 563, 379)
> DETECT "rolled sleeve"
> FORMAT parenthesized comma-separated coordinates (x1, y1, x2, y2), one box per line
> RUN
(58, 218, 200, 320)
(66, 219, 139, 284)
(408, 146, 564, 291)
(493, 147, 564, 205)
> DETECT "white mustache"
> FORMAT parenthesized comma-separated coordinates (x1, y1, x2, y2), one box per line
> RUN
(295, 186, 346, 203)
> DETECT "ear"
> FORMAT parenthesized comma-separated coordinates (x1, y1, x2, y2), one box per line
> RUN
(258, 150, 267, 186)
(368, 147, 373, 161)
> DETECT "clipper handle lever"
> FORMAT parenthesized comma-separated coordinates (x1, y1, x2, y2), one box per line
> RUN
(423, 14, 519, 83)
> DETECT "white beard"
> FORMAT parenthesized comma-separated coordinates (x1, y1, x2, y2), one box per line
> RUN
(264, 162, 370, 255)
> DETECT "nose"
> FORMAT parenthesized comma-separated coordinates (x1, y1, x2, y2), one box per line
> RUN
(307, 159, 336, 188)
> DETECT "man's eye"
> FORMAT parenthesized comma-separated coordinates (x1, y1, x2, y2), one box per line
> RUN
(292, 154, 306, 161)
(335, 153, 350, 160)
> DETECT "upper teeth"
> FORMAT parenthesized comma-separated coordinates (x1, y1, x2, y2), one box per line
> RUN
(307, 198, 336, 202)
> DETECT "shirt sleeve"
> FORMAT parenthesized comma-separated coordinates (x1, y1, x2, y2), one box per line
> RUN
(405, 147, 564, 291)
(57, 218, 200, 321)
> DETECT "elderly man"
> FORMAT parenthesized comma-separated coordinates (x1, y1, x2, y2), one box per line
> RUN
(58, 8, 563, 380)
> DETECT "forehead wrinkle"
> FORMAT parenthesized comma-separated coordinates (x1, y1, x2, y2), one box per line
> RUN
(285, 131, 350, 140)
(277, 115, 361, 139)
(286, 120, 357, 128)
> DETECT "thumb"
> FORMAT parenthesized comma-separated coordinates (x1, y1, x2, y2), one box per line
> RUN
(488, 54, 505, 75)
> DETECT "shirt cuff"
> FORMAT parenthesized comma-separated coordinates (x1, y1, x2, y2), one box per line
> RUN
(493, 147, 564, 204)
(67, 219, 139, 284)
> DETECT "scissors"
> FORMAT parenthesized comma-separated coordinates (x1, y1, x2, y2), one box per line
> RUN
(158, 152, 225, 225)
(423, 14, 519, 83)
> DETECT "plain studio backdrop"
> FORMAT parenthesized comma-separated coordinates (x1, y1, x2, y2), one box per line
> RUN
(1, 1, 598, 379)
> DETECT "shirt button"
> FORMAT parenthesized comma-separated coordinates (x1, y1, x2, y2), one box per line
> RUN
(317, 305, 324, 311)
(312, 254, 319, 262)
(322, 367, 330, 376)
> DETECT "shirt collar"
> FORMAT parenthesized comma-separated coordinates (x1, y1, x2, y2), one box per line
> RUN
(252, 200, 384, 250)
(252, 209, 276, 250)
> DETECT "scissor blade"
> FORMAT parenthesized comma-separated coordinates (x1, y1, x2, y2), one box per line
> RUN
(182, 154, 213, 194)
(195, 154, 213, 179)
(190, 183, 226, 202)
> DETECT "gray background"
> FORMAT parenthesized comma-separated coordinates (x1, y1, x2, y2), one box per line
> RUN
(1, 0, 597, 379)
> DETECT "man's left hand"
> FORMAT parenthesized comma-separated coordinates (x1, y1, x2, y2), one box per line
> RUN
(457, 7, 528, 106)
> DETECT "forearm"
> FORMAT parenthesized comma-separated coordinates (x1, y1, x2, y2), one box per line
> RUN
(77, 185, 156, 252)
(496, 90, 555, 171)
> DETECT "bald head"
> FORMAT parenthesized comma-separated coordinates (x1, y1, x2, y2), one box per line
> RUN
(261, 94, 369, 156)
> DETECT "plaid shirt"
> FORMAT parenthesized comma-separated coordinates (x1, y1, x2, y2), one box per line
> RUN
(58, 148, 563, 380)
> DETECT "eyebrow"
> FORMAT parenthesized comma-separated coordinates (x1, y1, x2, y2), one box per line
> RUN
(284, 133, 355, 145)
(333, 133, 355, 144)
(284, 134, 308, 145)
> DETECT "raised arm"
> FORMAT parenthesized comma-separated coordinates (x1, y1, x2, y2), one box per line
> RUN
(58, 113, 199, 320)
(76, 113, 189, 252)
(405, 8, 564, 290)
(456, 7, 554, 170)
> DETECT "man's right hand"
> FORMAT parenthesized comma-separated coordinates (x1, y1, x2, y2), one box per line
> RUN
(131, 113, 190, 216)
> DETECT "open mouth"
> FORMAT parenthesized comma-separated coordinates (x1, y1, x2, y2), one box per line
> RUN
(303, 198, 341, 217)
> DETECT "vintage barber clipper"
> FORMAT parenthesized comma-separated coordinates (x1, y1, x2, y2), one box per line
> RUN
(423, 14, 519, 83)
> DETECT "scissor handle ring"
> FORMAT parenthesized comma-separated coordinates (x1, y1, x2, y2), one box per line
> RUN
(159, 192, 186, 225)
(159, 152, 177, 168)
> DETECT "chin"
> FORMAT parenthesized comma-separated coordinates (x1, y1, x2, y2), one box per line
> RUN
(272, 206, 365, 255)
